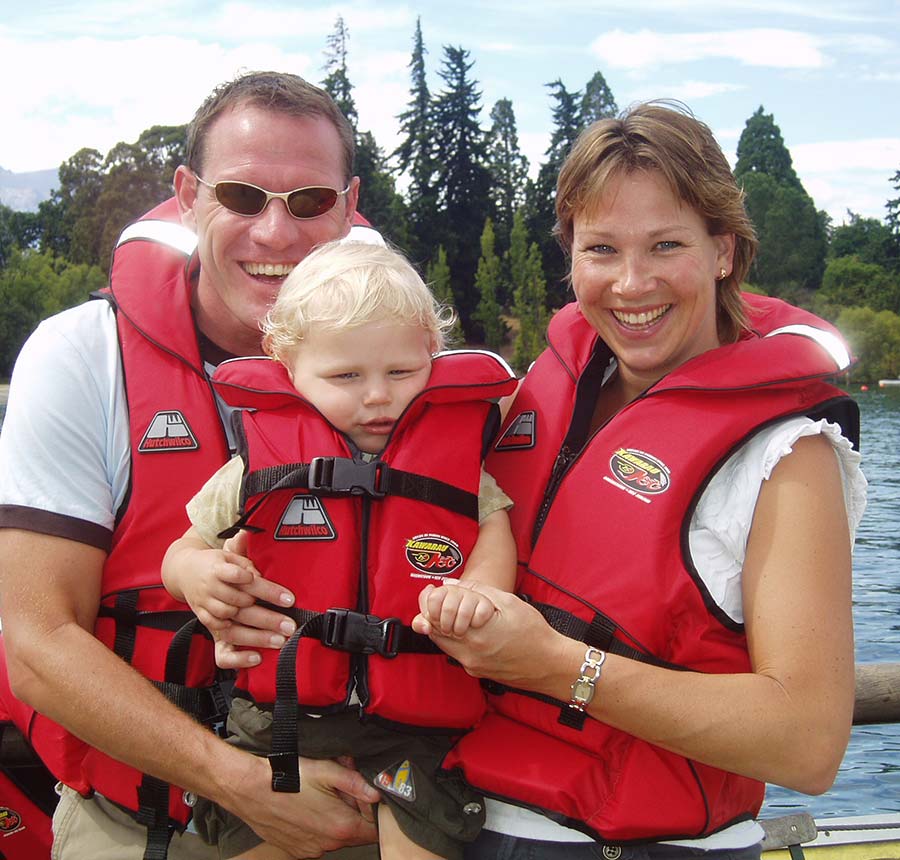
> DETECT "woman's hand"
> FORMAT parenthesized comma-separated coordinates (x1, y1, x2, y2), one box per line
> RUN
(413, 583, 568, 691)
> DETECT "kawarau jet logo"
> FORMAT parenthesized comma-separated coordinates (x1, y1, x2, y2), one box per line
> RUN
(275, 495, 337, 540)
(608, 448, 671, 497)
(495, 410, 536, 451)
(138, 411, 199, 452)
(375, 759, 415, 802)
(0, 806, 22, 834)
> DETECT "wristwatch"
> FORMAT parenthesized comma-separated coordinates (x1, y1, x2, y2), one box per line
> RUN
(569, 646, 607, 711)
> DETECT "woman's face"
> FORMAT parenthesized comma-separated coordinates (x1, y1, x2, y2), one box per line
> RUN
(571, 170, 735, 397)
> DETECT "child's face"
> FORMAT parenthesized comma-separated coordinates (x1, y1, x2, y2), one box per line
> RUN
(287, 320, 434, 454)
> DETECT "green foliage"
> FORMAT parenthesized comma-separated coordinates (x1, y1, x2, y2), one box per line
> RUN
(836, 306, 900, 382)
(886, 169, 900, 248)
(321, 16, 358, 128)
(741, 171, 826, 293)
(0, 204, 39, 267)
(508, 211, 549, 372)
(579, 71, 618, 127)
(814, 255, 900, 319)
(486, 98, 529, 249)
(354, 131, 409, 246)
(432, 45, 493, 329)
(0, 248, 105, 376)
(734, 107, 802, 190)
(426, 246, 463, 345)
(473, 219, 507, 349)
(830, 211, 898, 270)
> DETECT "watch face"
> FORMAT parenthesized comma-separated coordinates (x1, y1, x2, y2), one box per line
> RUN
(572, 678, 595, 705)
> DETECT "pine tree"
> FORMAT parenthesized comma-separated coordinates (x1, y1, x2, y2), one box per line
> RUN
(353, 131, 409, 246)
(432, 45, 493, 329)
(527, 80, 580, 308)
(473, 219, 507, 350)
(486, 98, 529, 251)
(393, 18, 439, 263)
(321, 16, 358, 129)
(426, 246, 464, 345)
(579, 71, 618, 129)
(508, 210, 549, 372)
(734, 107, 802, 190)
(735, 107, 826, 293)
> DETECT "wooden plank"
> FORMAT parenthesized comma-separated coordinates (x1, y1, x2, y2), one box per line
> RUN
(853, 663, 900, 725)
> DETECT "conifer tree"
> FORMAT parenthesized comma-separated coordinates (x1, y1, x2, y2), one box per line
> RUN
(508, 210, 549, 372)
(432, 45, 493, 329)
(393, 18, 439, 263)
(527, 80, 580, 309)
(426, 245, 463, 345)
(734, 106, 801, 190)
(321, 16, 358, 129)
(579, 71, 618, 128)
(486, 98, 529, 251)
(473, 219, 507, 350)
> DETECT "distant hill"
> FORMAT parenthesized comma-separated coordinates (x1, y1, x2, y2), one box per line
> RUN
(0, 166, 59, 212)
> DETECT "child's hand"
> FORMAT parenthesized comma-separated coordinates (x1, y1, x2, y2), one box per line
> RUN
(412, 581, 497, 638)
(177, 547, 264, 631)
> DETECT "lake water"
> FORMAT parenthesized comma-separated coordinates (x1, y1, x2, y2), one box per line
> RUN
(1, 385, 898, 818)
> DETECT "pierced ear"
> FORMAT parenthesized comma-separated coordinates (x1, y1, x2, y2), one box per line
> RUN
(715, 232, 736, 274)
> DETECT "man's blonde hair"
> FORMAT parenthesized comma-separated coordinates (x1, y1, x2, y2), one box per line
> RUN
(263, 241, 456, 362)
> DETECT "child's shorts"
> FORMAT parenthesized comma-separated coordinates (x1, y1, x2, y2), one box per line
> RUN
(193, 698, 485, 860)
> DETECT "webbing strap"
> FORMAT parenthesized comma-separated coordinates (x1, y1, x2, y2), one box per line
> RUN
(228, 458, 478, 540)
(112, 590, 140, 663)
(135, 775, 175, 860)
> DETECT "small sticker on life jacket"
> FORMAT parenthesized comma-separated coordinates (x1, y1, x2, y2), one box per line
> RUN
(494, 410, 536, 450)
(405, 534, 462, 577)
(138, 411, 199, 452)
(0, 805, 23, 835)
(275, 495, 337, 540)
(375, 759, 416, 802)
(606, 448, 670, 501)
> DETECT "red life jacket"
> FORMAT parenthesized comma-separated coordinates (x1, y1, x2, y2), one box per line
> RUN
(213, 351, 517, 790)
(0, 199, 230, 856)
(443, 297, 858, 843)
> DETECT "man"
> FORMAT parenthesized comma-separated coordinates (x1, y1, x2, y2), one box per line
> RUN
(0, 71, 380, 859)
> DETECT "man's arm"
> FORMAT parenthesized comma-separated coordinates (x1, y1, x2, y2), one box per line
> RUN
(0, 528, 378, 854)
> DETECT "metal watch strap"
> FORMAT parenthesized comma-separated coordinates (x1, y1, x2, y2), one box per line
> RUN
(568, 646, 607, 711)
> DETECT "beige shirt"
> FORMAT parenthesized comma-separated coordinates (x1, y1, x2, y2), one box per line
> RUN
(187, 455, 512, 547)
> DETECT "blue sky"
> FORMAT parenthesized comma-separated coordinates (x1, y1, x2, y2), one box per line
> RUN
(1, 0, 898, 224)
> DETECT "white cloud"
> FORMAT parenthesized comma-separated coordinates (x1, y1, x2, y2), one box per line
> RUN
(590, 28, 828, 70)
(627, 80, 746, 102)
(792, 139, 900, 173)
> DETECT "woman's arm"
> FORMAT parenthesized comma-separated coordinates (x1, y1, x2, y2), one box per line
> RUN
(425, 433, 854, 793)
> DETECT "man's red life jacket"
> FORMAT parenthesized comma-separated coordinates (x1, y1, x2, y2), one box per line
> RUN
(443, 296, 858, 843)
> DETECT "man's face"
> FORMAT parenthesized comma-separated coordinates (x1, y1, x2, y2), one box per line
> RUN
(175, 103, 359, 356)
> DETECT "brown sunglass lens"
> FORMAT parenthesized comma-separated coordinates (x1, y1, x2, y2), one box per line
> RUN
(288, 187, 338, 218)
(216, 182, 268, 216)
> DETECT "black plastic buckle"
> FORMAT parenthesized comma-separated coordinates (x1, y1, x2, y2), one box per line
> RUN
(321, 608, 401, 658)
(268, 751, 301, 793)
(308, 457, 386, 497)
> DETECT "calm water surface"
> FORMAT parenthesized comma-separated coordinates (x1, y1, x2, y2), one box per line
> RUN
(1, 386, 898, 817)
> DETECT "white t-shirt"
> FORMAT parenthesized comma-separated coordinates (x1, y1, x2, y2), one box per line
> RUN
(0, 303, 868, 847)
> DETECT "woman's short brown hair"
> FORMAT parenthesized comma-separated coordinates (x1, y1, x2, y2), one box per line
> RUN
(555, 100, 758, 343)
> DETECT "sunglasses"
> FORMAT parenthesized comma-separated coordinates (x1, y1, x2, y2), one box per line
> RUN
(194, 174, 350, 220)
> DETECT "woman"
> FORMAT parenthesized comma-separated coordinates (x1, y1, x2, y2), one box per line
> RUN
(413, 101, 866, 859)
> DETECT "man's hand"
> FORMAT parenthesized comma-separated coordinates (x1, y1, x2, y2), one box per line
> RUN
(221, 751, 379, 857)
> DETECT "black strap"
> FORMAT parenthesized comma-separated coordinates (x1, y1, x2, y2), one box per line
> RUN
(224, 457, 478, 540)
(98, 604, 196, 632)
(135, 775, 175, 860)
(267, 607, 442, 793)
(112, 590, 140, 663)
(484, 601, 680, 731)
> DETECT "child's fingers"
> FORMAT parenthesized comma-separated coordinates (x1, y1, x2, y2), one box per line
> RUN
(242, 572, 294, 608)
(468, 594, 497, 630)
